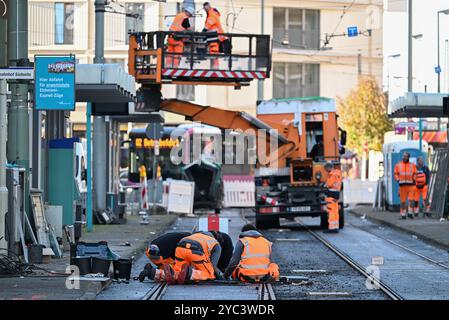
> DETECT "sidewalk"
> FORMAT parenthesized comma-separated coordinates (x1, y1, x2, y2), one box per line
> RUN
(0, 214, 177, 300)
(350, 205, 449, 250)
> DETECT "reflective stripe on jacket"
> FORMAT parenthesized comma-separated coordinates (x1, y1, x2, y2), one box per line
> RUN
(415, 171, 426, 187)
(394, 161, 417, 185)
(170, 12, 190, 32)
(178, 232, 218, 258)
(238, 236, 272, 276)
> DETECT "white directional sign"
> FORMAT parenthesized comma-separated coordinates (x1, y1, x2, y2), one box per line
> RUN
(0, 67, 34, 80)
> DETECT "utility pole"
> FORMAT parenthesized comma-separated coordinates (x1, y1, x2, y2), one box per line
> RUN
(407, 0, 413, 92)
(0, 80, 7, 250)
(0, 0, 8, 251)
(7, 0, 30, 216)
(357, 52, 362, 76)
(92, 0, 108, 218)
(257, 0, 264, 103)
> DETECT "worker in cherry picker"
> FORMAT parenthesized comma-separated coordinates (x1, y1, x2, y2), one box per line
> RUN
(202, 2, 229, 68)
(167, 6, 195, 68)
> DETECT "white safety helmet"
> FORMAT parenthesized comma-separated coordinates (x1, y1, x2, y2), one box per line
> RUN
(184, 6, 195, 15)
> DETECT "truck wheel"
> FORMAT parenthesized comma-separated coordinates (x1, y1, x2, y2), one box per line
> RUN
(256, 215, 280, 230)
(339, 208, 345, 229)
(320, 213, 328, 229)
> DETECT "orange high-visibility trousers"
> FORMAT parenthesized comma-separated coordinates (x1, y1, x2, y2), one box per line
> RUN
(167, 37, 184, 68)
(413, 185, 428, 202)
(398, 185, 415, 203)
(173, 247, 215, 281)
(326, 197, 339, 230)
(231, 263, 279, 282)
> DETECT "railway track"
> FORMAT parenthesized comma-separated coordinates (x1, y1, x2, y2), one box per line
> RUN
(296, 219, 404, 301)
(348, 222, 449, 271)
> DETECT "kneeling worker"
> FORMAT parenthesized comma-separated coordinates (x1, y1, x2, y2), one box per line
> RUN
(146, 231, 223, 284)
(139, 231, 190, 281)
(223, 224, 279, 282)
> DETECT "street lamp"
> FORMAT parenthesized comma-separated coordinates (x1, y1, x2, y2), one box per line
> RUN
(387, 54, 400, 97)
(437, 9, 449, 93)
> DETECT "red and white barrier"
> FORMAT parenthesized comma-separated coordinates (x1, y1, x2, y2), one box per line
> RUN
(162, 69, 267, 80)
(223, 175, 255, 208)
(199, 214, 229, 234)
(257, 194, 280, 206)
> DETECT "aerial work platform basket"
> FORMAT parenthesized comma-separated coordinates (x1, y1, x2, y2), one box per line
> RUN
(128, 31, 271, 88)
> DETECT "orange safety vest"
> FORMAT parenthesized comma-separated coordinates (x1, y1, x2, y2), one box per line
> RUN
(170, 12, 191, 32)
(178, 232, 218, 258)
(326, 169, 342, 192)
(238, 236, 272, 277)
(415, 168, 427, 188)
(205, 8, 226, 41)
(394, 161, 416, 185)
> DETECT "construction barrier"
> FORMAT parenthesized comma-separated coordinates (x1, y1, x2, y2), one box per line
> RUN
(198, 214, 229, 234)
(223, 175, 255, 208)
(167, 180, 195, 215)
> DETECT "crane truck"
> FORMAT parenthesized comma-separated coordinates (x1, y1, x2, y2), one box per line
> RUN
(127, 30, 346, 229)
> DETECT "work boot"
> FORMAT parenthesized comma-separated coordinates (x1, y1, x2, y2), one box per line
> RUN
(176, 264, 190, 284)
(164, 264, 176, 285)
(323, 229, 339, 234)
(138, 264, 156, 282)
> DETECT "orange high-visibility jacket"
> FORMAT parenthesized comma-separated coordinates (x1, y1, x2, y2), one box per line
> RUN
(238, 236, 272, 276)
(394, 161, 417, 185)
(179, 232, 219, 258)
(205, 8, 226, 41)
(415, 170, 427, 187)
(326, 169, 342, 192)
(170, 12, 191, 32)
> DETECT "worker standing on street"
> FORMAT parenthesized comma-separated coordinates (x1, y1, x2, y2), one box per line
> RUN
(145, 231, 223, 284)
(394, 152, 417, 219)
(323, 162, 342, 233)
(413, 156, 431, 217)
(203, 2, 226, 67)
(223, 224, 279, 282)
(167, 6, 194, 67)
(138, 231, 190, 281)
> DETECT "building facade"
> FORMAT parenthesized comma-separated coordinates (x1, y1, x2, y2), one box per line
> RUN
(28, 0, 383, 131)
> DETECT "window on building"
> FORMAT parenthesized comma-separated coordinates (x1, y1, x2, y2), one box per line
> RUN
(125, 3, 145, 44)
(273, 8, 320, 50)
(55, 3, 74, 45)
(176, 85, 195, 101)
(273, 62, 320, 98)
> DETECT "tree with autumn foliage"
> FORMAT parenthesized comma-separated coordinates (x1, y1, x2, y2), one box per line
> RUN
(337, 77, 393, 155)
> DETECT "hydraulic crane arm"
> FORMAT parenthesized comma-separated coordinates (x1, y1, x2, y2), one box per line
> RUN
(161, 99, 297, 164)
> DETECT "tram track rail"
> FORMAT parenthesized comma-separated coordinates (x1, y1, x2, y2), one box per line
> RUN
(296, 219, 404, 301)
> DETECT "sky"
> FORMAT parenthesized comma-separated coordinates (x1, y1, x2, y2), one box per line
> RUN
(383, 0, 449, 104)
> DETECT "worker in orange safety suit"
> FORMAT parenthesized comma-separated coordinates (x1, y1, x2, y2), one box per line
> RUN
(138, 231, 191, 282)
(167, 7, 194, 68)
(203, 2, 227, 68)
(223, 224, 279, 282)
(145, 231, 223, 284)
(413, 156, 431, 217)
(394, 152, 417, 219)
(323, 162, 342, 233)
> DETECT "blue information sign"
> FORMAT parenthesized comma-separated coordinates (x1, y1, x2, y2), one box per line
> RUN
(34, 55, 76, 110)
(347, 26, 358, 37)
